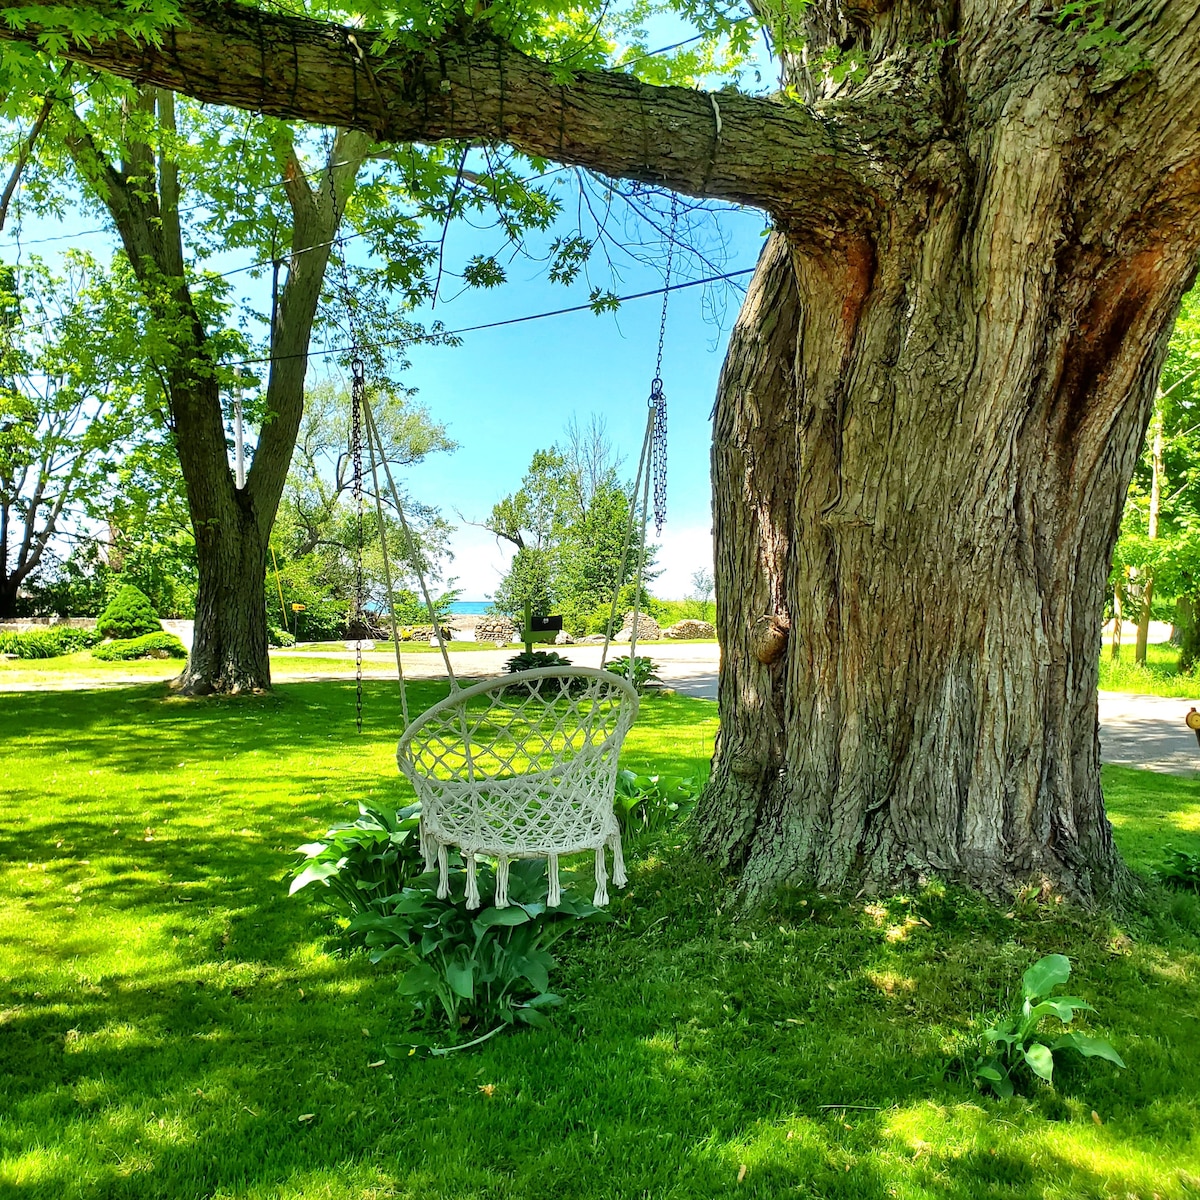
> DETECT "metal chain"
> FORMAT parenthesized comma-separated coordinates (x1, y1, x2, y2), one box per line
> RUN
(650, 193, 678, 536)
(351, 357, 365, 733)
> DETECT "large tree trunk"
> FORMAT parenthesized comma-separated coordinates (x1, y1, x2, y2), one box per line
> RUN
(698, 194, 1190, 901)
(184, 488, 271, 693)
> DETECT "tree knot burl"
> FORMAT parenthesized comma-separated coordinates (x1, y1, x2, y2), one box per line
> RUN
(751, 614, 790, 664)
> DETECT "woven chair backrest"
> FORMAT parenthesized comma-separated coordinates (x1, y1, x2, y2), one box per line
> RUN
(396, 666, 639, 858)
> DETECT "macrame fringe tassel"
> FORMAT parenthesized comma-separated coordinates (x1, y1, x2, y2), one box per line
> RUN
(495, 856, 511, 908)
(420, 818, 438, 873)
(609, 832, 627, 888)
(465, 854, 480, 910)
(547, 853, 561, 908)
(436, 844, 450, 900)
(593, 844, 609, 907)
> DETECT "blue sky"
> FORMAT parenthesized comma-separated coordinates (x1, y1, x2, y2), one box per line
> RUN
(2, 166, 767, 601)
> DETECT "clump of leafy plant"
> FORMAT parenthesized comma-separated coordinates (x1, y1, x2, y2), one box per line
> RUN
(504, 649, 573, 673)
(355, 858, 604, 1052)
(268, 625, 296, 648)
(615, 769, 699, 842)
(96, 584, 162, 639)
(0, 627, 100, 658)
(972, 954, 1125, 1097)
(289, 802, 425, 920)
(504, 649, 579, 696)
(604, 655, 661, 694)
(92, 631, 186, 661)
(1158, 845, 1200, 892)
(289, 807, 605, 1051)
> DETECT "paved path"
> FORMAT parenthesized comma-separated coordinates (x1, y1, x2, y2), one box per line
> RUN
(1097, 692, 1200, 777)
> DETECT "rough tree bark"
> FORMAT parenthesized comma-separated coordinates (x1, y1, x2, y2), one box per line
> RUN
(64, 88, 368, 692)
(8, 0, 1200, 897)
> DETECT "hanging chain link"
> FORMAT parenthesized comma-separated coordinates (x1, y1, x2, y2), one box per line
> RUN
(649, 193, 678, 537)
(351, 357, 365, 733)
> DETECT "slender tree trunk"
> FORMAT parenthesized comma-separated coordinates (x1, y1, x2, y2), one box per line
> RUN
(1135, 403, 1165, 664)
(1111, 585, 1123, 662)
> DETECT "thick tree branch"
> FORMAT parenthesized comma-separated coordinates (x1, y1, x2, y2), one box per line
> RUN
(0, 0, 883, 233)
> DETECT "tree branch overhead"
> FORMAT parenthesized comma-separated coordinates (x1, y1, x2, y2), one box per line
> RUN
(0, 0, 881, 234)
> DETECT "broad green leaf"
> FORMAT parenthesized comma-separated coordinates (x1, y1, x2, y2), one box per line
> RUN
(525, 992, 564, 1009)
(519, 957, 551, 994)
(473, 906, 532, 928)
(1024, 1042, 1055, 1082)
(1029, 997, 1094, 1025)
(514, 1005, 550, 1028)
(288, 861, 341, 894)
(397, 962, 440, 996)
(445, 960, 475, 999)
(1022, 954, 1071, 1000)
(1053, 1033, 1126, 1068)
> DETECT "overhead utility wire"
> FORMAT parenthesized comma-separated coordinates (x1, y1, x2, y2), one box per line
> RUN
(228, 266, 754, 369)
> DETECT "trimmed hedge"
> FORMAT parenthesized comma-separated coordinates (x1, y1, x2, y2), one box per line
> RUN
(92, 632, 187, 661)
(268, 626, 296, 648)
(0, 628, 102, 659)
(97, 585, 162, 640)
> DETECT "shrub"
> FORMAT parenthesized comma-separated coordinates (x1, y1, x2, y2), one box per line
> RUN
(96, 584, 161, 639)
(91, 632, 186, 661)
(604, 655, 661, 694)
(353, 858, 604, 1050)
(268, 626, 296, 648)
(289, 802, 425, 920)
(0, 627, 101, 658)
(1158, 845, 1200, 892)
(504, 649, 573, 674)
(290, 805, 606, 1051)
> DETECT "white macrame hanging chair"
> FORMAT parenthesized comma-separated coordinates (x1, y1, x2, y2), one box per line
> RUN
(355, 369, 664, 912)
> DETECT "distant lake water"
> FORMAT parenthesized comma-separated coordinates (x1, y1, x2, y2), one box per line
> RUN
(449, 601, 492, 615)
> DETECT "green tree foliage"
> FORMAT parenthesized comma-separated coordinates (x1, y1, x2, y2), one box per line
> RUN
(0, 254, 140, 617)
(486, 419, 654, 634)
(268, 376, 457, 638)
(96, 582, 161, 639)
(1112, 287, 1200, 666)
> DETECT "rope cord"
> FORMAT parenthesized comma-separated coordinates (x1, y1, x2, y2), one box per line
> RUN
(351, 358, 366, 732)
(358, 388, 460, 692)
(359, 361, 411, 727)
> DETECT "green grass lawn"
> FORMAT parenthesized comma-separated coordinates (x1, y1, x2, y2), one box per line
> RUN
(1098, 641, 1200, 699)
(2, 680, 1199, 1199)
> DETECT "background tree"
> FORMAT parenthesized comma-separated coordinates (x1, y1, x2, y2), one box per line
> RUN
(11, 0, 1200, 902)
(270, 375, 456, 638)
(486, 424, 651, 633)
(0, 253, 138, 617)
(1112, 286, 1200, 665)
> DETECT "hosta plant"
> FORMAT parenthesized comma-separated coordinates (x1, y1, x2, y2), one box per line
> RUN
(604, 655, 661, 694)
(289, 802, 425, 923)
(1158, 845, 1200, 892)
(973, 953, 1125, 1098)
(351, 857, 604, 1050)
(614, 769, 698, 842)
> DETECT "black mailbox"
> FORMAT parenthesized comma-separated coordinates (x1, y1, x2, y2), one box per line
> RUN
(530, 615, 563, 633)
